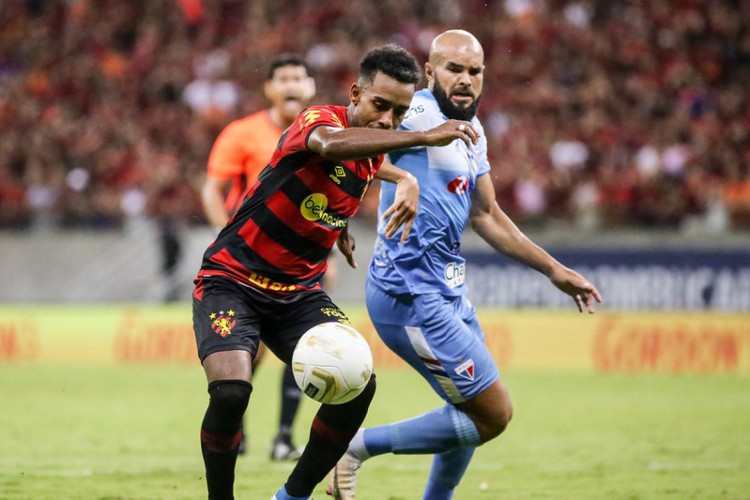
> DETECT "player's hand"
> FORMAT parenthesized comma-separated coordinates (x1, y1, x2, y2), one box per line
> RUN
(382, 173, 419, 243)
(548, 265, 602, 313)
(422, 119, 479, 147)
(336, 228, 357, 269)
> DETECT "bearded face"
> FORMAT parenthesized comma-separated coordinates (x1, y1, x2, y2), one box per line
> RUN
(432, 74, 481, 121)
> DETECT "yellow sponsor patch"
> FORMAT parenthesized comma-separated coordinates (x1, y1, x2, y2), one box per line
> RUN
(300, 193, 347, 228)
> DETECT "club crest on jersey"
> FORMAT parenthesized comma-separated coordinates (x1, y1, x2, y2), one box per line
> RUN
(455, 359, 475, 381)
(209, 310, 236, 338)
(447, 175, 469, 195)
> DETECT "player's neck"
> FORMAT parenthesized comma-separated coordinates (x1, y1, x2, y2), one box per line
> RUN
(268, 107, 295, 130)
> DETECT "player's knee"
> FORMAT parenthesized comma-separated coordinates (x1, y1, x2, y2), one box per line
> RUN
(479, 398, 513, 442)
(316, 373, 376, 432)
(207, 380, 253, 423)
(357, 372, 377, 405)
(338, 372, 377, 415)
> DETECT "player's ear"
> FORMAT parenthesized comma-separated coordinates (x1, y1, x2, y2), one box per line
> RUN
(349, 82, 361, 104)
(424, 62, 435, 88)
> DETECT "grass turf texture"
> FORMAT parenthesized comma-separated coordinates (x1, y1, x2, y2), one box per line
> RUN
(1, 364, 748, 499)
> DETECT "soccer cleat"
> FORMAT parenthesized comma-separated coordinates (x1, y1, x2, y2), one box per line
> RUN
(326, 451, 362, 499)
(270, 435, 304, 461)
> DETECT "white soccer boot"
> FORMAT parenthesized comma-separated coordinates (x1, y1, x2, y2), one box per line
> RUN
(326, 450, 362, 499)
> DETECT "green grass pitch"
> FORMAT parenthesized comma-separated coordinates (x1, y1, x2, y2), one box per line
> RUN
(1, 363, 748, 499)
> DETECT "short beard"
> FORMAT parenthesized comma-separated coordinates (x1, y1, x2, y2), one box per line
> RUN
(432, 78, 481, 121)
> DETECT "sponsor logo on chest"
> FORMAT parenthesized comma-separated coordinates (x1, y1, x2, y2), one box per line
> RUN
(444, 261, 466, 288)
(300, 193, 347, 228)
(447, 175, 469, 194)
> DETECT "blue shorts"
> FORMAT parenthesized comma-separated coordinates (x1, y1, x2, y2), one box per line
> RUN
(365, 280, 499, 404)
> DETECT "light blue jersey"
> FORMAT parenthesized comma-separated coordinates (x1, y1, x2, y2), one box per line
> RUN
(365, 89, 499, 404)
(368, 89, 491, 297)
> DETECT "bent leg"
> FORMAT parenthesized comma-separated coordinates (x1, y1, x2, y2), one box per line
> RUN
(352, 285, 512, 498)
(283, 375, 376, 498)
(267, 290, 372, 498)
(456, 377, 513, 442)
(423, 447, 476, 500)
(357, 403, 481, 458)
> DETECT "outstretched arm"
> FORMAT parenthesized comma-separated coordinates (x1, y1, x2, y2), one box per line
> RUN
(469, 174, 602, 313)
(307, 120, 479, 161)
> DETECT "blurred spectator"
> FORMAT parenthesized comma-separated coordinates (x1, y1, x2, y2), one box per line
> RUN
(183, 48, 240, 128)
(0, 0, 748, 232)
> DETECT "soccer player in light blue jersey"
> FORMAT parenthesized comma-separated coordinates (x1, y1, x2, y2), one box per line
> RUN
(329, 30, 602, 500)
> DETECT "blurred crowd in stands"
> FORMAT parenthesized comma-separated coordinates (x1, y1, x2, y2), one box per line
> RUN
(1, 0, 749, 233)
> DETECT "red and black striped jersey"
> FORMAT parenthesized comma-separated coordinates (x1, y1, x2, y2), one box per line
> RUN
(197, 105, 382, 295)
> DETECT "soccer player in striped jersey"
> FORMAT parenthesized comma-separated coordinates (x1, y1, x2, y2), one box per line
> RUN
(201, 54, 319, 461)
(330, 30, 602, 500)
(192, 44, 480, 500)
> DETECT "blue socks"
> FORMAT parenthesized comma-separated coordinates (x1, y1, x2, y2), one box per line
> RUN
(359, 404, 480, 456)
(423, 447, 476, 499)
(273, 485, 308, 500)
(346, 405, 481, 499)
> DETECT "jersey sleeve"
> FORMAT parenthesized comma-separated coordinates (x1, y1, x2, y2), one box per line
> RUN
(206, 122, 247, 180)
(475, 121, 491, 177)
(282, 106, 346, 154)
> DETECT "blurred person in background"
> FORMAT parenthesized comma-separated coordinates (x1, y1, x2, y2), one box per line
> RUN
(200, 54, 321, 461)
(183, 48, 241, 128)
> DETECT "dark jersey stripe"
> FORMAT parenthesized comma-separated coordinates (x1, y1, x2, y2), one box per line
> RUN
(264, 187, 340, 248)
(326, 160, 374, 199)
(237, 218, 324, 280)
(249, 201, 330, 264)
(203, 231, 325, 287)
(244, 152, 311, 210)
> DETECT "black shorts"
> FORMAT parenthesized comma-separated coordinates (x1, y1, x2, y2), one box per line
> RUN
(193, 276, 350, 364)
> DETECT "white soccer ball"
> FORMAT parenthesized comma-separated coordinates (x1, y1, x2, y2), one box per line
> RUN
(292, 322, 373, 405)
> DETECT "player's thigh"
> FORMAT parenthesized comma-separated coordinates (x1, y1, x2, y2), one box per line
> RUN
(366, 287, 498, 404)
(193, 277, 262, 379)
(261, 290, 350, 365)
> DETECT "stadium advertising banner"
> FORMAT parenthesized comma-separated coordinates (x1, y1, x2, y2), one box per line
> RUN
(1, 306, 748, 375)
(464, 248, 750, 311)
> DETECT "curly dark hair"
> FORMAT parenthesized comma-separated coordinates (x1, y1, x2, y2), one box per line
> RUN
(358, 44, 420, 86)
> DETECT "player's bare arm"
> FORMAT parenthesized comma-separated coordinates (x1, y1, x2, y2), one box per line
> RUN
(306, 120, 479, 161)
(201, 176, 231, 229)
(376, 161, 419, 242)
(469, 174, 602, 313)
